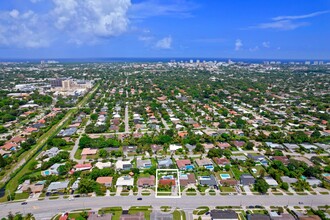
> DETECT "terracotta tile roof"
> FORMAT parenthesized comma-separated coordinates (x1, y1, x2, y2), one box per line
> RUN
(1, 142, 17, 150)
(159, 179, 176, 186)
(96, 177, 113, 185)
(176, 159, 191, 169)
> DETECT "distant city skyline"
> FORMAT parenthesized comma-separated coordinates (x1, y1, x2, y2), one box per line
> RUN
(0, 0, 329, 59)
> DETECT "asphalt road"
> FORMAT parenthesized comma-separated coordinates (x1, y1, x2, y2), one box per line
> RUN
(1, 194, 329, 219)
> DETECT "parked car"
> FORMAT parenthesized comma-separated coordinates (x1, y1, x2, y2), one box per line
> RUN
(21, 202, 27, 205)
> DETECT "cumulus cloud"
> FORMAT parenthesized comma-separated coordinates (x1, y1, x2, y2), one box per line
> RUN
(262, 41, 270, 48)
(0, 0, 132, 48)
(156, 36, 172, 49)
(235, 39, 243, 51)
(51, 0, 131, 43)
(0, 10, 50, 48)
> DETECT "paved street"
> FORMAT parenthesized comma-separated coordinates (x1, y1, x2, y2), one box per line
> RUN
(0, 194, 329, 219)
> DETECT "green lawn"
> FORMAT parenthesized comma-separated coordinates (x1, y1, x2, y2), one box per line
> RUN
(99, 207, 122, 220)
(173, 210, 186, 220)
(14, 192, 29, 200)
(74, 148, 83, 160)
(220, 186, 236, 192)
(129, 206, 152, 220)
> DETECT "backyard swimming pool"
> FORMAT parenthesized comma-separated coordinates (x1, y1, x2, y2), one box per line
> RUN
(220, 173, 231, 179)
(185, 165, 194, 170)
(43, 170, 51, 176)
(205, 165, 214, 170)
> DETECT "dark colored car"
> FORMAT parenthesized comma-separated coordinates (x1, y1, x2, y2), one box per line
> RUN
(137, 198, 142, 200)
(21, 202, 27, 205)
(73, 194, 81, 198)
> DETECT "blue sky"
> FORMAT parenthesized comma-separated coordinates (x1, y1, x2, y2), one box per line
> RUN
(0, 0, 329, 59)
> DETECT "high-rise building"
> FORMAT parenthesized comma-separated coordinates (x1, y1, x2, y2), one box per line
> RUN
(50, 79, 63, 88)
(62, 80, 71, 90)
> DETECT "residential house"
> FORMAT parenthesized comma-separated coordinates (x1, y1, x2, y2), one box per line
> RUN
(116, 176, 134, 187)
(202, 143, 215, 151)
(169, 144, 182, 151)
(136, 159, 152, 169)
(123, 146, 137, 155)
(247, 214, 271, 220)
(43, 147, 60, 158)
(81, 148, 97, 158)
(179, 173, 196, 187)
(20, 180, 45, 194)
(270, 212, 295, 220)
(216, 142, 231, 150)
(1, 142, 17, 151)
(271, 156, 289, 165)
(74, 163, 92, 172)
(176, 159, 193, 171)
(281, 176, 298, 184)
(231, 155, 247, 162)
(240, 174, 255, 185)
(195, 158, 214, 170)
(137, 175, 155, 187)
(211, 210, 238, 220)
(116, 160, 132, 171)
(96, 177, 113, 187)
(94, 161, 112, 170)
(198, 175, 218, 187)
(58, 128, 77, 137)
(47, 180, 69, 194)
(264, 176, 278, 187)
(265, 142, 284, 149)
(185, 144, 196, 152)
(151, 144, 162, 153)
(213, 157, 230, 166)
(158, 158, 173, 168)
(159, 179, 176, 186)
(232, 141, 245, 148)
(305, 177, 321, 186)
(88, 213, 113, 220)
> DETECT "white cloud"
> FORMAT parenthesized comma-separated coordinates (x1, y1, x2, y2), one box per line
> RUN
(235, 39, 243, 51)
(0, 10, 50, 48)
(262, 41, 270, 48)
(272, 10, 330, 21)
(51, 0, 131, 43)
(252, 19, 309, 30)
(9, 9, 19, 18)
(156, 36, 172, 49)
(129, 0, 198, 19)
(249, 10, 329, 31)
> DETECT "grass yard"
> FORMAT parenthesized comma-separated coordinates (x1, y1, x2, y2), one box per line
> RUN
(129, 206, 152, 220)
(14, 192, 30, 200)
(98, 207, 122, 220)
(220, 186, 236, 192)
(173, 210, 186, 220)
(74, 148, 83, 160)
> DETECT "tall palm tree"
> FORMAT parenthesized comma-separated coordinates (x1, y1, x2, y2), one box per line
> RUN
(25, 213, 34, 220)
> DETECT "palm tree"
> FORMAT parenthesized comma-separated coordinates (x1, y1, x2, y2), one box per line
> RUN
(25, 213, 34, 220)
